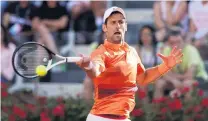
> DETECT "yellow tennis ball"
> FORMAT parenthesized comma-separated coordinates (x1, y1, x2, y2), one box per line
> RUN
(36, 65, 47, 77)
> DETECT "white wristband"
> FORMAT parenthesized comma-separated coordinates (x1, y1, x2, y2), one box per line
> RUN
(84, 61, 93, 70)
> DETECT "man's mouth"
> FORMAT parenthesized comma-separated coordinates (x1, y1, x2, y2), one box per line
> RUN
(114, 32, 121, 35)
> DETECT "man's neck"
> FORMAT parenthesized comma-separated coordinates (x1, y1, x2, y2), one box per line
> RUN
(106, 39, 122, 45)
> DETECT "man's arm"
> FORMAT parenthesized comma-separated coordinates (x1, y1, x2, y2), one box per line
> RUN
(84, 61, 102, 79)
(137, 63, 169, 86)
(137, 46, 183, 86)
(76, 50, 105, 79)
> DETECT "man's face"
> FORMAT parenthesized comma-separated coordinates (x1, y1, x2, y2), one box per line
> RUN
(168, 35, 183, 47)
(103, 13, 127, 44)
(47, 1, 57, 8)
(19, 1, 29, 8)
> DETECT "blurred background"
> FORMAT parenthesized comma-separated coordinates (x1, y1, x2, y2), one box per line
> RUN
(1, 1, 208, 121)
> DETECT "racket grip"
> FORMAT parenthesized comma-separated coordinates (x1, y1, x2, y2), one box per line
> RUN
(66, 57, 82, 63)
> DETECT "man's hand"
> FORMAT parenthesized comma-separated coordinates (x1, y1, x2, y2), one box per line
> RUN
(136, 46, 183, 85)
(157, 46, 183, 68)
(76, 54, 92, 70)
(76, 54, 101, 79)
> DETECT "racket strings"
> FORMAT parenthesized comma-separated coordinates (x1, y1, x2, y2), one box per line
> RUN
(14, 44, 51, 77)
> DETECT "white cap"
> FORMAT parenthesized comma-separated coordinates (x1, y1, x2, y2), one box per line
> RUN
(103, 6, 126, 23)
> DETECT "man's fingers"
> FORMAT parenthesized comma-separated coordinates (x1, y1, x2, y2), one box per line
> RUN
(176, 53, 183, 60)
(78, 53, 84, 57)
(171, 46, 177, 55)
(174, 49, 182, 57)
(82, 56, 91, 63)
(176, 60, 183, 64)
(157, 53, 166, 60)
(76, 58, 83, 66)
(76, 54, 84, 66)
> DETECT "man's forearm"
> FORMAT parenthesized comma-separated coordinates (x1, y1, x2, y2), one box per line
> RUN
(85, 69, 98, 79)
(84, 62, 101, 79)
(137, 63, 170, 86)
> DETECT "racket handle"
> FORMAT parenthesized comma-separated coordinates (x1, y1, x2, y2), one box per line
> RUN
(66, 57, 82, 63)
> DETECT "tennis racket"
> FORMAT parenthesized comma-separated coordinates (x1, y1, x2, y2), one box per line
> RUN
(12, 42, 82, 79)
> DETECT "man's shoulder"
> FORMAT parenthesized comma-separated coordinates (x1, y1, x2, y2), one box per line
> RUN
(92, 44, 106, 54)
(128, 45, 138, 52)
(90, 44, 107, 59)
(129, 45, 135, 49)
(96, 44, 106, 50)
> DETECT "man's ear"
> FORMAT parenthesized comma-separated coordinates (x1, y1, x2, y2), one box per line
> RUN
(102, 24, 107, 33)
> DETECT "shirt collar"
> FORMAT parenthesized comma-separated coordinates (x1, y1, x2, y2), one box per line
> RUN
(104, 39, 129, 52)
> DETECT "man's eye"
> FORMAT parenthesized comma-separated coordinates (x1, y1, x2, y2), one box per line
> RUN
(120, 21, 124, 24)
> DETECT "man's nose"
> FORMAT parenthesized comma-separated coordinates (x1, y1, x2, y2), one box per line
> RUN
(116, 23, 121, 29)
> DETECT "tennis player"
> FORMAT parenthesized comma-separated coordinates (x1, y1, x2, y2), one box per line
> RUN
(76, 6, 183, 121)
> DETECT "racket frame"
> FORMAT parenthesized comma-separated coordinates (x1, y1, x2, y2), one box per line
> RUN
(12, 42, 82, 79)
